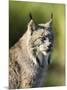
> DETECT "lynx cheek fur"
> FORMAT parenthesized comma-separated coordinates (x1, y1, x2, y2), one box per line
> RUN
(9, 14, 54, 89)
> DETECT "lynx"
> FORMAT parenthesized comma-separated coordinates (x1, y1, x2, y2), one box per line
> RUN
(9, 14, 54, 89)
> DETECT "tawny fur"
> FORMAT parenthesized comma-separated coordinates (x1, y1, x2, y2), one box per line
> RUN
(9, 16, 54, 89)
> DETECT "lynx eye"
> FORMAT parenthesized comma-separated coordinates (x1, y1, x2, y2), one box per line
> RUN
(42, 37, 46, 41)
(41, 27, 45, 29)
(45, 34, 53, 41)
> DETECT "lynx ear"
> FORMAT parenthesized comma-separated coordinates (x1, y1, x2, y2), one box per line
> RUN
(51, 13, 53, 19)
(38, 13, 53, 28)
(49, 13, 53, 24)
(28, 19, 37, 31)
(29, 13, 33, 20)
(44, 13, 53, 27)
(28, 13, 37, 31)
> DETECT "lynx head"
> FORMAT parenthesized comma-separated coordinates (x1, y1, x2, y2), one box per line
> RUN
(27, 13, 54, 66)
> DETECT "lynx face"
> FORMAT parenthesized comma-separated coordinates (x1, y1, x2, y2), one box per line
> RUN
(28, 15, 54, 66)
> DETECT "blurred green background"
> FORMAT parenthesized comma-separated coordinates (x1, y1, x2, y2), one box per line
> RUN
(9, 1, 65, 87)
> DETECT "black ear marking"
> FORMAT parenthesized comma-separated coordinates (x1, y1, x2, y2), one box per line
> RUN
(29, 13, 33, 20)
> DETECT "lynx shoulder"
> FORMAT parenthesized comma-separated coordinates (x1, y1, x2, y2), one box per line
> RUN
(9, 14, 54, 89)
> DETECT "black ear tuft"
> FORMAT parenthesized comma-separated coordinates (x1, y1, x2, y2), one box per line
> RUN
(29, 13, 33, 20)
(51, 13, 53, 19)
